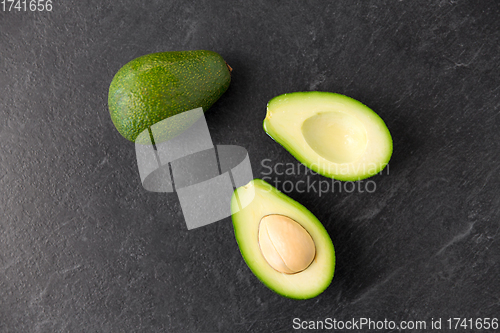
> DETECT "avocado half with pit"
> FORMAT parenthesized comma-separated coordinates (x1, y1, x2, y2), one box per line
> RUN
(231, 179, 335, 299)
(263, 91, 392, 181)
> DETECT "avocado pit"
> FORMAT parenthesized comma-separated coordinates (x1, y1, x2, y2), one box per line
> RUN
(258, 214, 316, 274)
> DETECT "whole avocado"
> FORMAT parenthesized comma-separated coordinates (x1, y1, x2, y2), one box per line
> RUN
(108, 50, 231, 142)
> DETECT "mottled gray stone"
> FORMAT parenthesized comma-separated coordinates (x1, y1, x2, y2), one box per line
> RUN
(0, 0, 499, 332)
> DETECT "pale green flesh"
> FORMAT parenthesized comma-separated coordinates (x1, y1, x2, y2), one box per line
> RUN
(264, 91, 393, 181)
(231, 179, 335, 299)
(302, 111, 368, 164)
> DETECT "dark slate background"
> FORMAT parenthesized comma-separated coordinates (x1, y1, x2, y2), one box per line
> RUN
(1, 1, 499, 332)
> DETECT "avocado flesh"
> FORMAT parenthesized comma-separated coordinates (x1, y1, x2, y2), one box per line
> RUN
(109, 50, 231, 143)
(263, 92, 392, 181)
(231, 179, 335, 299)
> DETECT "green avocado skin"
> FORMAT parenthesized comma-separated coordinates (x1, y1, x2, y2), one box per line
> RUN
(109, 50, 231, 142)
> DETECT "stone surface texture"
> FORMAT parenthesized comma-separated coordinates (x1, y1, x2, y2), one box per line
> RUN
(0, 0, 499, 332)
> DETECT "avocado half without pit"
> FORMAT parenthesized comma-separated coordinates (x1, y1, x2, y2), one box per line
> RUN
(231, 179, 335, 299)
(263, 91, 393, 180)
